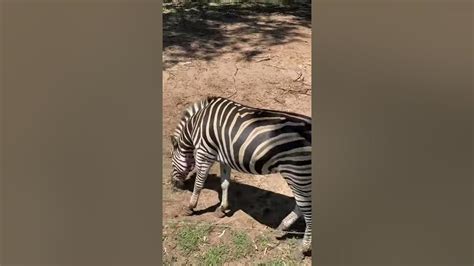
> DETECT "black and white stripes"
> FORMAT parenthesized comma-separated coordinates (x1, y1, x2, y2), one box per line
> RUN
(170, 96, 312, 256)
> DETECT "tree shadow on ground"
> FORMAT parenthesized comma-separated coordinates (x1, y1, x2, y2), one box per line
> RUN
(182, 173, 306, 237)
(163, 2, 311, 69)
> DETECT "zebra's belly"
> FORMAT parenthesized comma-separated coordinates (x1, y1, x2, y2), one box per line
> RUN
(216, 161, 276, 175)
(215, 154, 269, 175)
(216, 152, 309, 176)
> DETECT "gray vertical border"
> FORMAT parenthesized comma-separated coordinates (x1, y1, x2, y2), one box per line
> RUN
(1, 0, 163, 264)
(0, 0, 4, 263)
(314, 0, 472, 265)
(158, 0, 163, 265)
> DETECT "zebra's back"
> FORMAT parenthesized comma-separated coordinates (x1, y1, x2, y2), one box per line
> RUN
(195, 97, 311, 176)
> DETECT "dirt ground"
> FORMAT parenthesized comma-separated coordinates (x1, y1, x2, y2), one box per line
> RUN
(162, 3, 311, 265)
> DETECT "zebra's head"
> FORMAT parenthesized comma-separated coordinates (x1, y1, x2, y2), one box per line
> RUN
(170, 135, 195, 189)
(169, 96, 216, 189)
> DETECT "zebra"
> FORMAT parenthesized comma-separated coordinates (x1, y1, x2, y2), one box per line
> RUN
(169, 96, 312, 257)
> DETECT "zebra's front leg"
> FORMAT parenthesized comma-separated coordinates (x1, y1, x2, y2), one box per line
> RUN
(183, 159, 214, 216)
(215, 163, 231, 218)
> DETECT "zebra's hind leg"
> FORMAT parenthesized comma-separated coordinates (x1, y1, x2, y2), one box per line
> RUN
(288, 199, 312, 260)
(282, 173, 312, 259)
(277, 204, 302, 232)
(183, 157, 214, 216)
(215, 163, 231, 218)
(299, 207, 312, 256)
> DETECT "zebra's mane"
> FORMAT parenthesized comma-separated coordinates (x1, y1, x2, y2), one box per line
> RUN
(172, 96, 217, 140)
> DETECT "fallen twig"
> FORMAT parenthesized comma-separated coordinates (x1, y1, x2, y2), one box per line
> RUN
(218, 229, 226, 238)
(274, 86, 311, 96)
(293, 72, 303, 82)
(273, 97, 284, 104)
(263, 63, 286, 70)
(252, 239, 259, 251)
(255, 56, 271, 62)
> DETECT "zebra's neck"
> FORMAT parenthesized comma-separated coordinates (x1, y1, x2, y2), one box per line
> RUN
(172, 97, 216, 141)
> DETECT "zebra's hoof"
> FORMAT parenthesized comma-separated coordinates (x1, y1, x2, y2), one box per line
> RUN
(214, 207, 226, 218)
(275, 231, 287, 240)
(275, 224, 288, 239)
(183, 207, 194, 216)
(301, 243, 312, 255)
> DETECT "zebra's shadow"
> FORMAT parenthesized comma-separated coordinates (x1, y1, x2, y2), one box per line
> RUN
(183, 173, 305, 236)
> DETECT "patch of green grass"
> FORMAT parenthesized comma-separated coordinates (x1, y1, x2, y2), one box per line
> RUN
(202, 245, 229, 265)
(167, 221, 179, 230)
(231, 230, 254, 258)
(256, 233, 274, 249)
(257, 259, 287, 266)
(176, 224, 212, 254)
(279, 238, 303, 263)
(286, 237, 300, 248)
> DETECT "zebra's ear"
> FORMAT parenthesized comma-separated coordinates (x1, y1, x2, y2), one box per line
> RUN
(170, 136, 178, 150)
